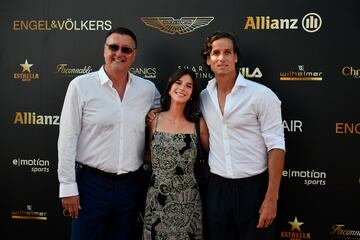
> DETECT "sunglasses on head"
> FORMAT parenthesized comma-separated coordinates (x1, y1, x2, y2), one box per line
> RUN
(106, 44, 134, 55)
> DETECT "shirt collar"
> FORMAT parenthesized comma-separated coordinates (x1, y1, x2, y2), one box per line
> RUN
(98, 66, 110, 85)
(206, 72, 247, 92)
(98, 65, 133, 86)
(234, 72, 247, 88)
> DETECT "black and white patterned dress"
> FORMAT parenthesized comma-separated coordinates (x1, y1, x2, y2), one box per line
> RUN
(143, 131, 203, 240)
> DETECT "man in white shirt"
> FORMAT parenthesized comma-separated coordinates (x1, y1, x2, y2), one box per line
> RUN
(58, 27, 160, 240)
(200, 31, 285, 240)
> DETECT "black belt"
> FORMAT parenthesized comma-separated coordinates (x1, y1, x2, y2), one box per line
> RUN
(76, 162, 137, 180)
(210, 171, 268, 185)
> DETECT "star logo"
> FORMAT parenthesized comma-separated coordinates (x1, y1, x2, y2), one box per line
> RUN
(288, 216, 304, 232)
(13, 59, 39, 82)
(20, 59, 33, 73)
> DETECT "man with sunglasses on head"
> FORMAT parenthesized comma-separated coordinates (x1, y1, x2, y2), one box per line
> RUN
(58, 27, 160, 240)
(200, 31, 285, 240)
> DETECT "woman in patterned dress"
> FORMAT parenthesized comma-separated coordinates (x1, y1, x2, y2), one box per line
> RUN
(143, 69, 209, 240)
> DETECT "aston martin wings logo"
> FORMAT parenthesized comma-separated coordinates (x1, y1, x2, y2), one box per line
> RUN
(141, 17, 214, 35)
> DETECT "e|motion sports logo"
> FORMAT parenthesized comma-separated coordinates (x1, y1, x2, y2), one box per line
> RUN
(244, 12, 322, 33)
(12, 157, 50, 173)
(141, 16, 214, 35)
(282, 169, 327, 186)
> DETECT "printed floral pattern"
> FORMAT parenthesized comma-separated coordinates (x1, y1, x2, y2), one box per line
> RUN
(143, 131, 202, 240)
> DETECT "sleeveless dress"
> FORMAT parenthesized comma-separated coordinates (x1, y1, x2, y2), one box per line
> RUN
(143, 129, 203, 240)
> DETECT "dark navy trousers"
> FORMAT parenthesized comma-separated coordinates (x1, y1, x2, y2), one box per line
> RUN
(71, 165, 141, 240)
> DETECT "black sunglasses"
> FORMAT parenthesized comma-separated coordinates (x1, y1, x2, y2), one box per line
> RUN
(106, 44, 134, 55)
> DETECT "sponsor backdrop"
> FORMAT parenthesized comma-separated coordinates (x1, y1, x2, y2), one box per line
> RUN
(1, 0, 359, 239)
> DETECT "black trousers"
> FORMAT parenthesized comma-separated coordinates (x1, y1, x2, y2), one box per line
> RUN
(206, 171, 275, 240)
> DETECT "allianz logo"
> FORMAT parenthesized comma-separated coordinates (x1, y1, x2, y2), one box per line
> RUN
(244, 13, 322, 33)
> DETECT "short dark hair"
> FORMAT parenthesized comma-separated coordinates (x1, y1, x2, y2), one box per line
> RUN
(201, 31, 240, 74)
(161, 69, 200, 122)
(105, 27, 137, 48)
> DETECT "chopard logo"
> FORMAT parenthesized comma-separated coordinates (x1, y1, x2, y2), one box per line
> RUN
(141, 16, 214, 35)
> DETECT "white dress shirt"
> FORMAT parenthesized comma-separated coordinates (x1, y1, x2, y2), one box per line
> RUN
(200, 73, 285, 179)
(58, 66, 160, 197)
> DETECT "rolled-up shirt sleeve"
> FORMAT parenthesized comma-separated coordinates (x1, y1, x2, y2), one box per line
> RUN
(257, 88, 286, 152)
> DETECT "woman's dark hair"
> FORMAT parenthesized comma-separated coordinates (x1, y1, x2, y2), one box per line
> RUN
(201, 31, 240, 74)
(105, 27, 137, 48)
(161, 68, 200, 122)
